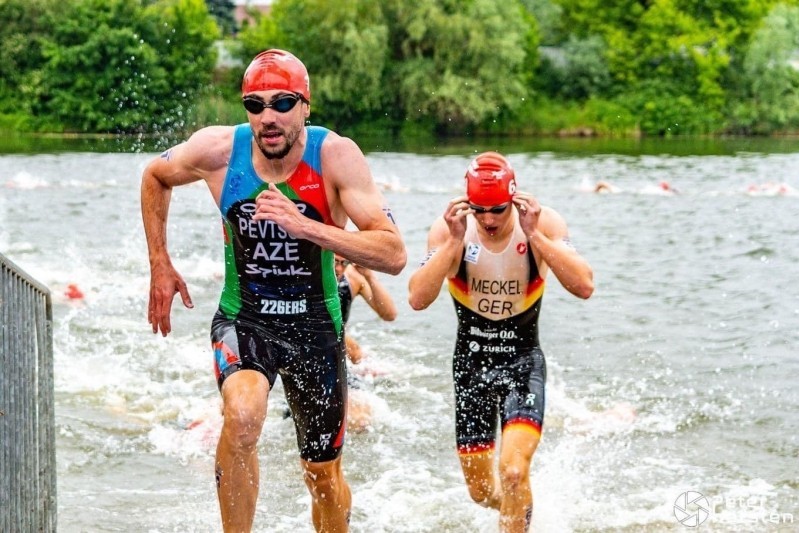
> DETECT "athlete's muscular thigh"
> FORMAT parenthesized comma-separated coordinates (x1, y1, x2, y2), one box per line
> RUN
(282, 332, 347, 462)
(211, 313, 279, 390)
(221, 370, 269, 444)
(500, 347, 546, 429)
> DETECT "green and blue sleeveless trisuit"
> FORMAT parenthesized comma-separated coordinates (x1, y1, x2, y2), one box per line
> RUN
(211, 124, 346, 462)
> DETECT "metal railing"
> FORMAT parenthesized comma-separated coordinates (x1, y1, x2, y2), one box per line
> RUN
(1, 252, 57, 532)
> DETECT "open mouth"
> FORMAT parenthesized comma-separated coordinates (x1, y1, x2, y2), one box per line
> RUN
(261, 129, 283, 145)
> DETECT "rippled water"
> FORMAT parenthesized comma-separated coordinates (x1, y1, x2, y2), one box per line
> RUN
(1, 144, 797, 532)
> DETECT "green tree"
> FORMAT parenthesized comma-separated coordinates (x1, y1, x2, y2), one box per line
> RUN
(555, 0, 734, 133)
(259, 0, 389, 129)
(34, 0, 163, 131)
(205, 0, 237, 35)
(522, 0, 564, 46)
(34, 0, 217, 132)
(238, 0, 392, 134)
(238, 0, 536, 134)
(733, 3, 799, 133)
(382, 0, 536, 133)
(0, 0, 57, 118)
(540, 35, 611, 100)
(145, 0, 220, 130)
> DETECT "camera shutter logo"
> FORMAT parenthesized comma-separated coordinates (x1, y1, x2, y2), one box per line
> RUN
(674, 491, 710, 527)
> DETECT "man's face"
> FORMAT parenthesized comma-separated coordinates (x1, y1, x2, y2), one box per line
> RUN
(242, 90, 310, 160)
(334, 255, 350, 278)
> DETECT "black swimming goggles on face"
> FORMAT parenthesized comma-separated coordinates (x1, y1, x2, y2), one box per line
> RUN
(469, 203, 510, 214)
(242, 93, 307, 114)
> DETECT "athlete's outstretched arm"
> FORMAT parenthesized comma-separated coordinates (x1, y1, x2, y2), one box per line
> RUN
(140, 126, 231, 335)
(253, 133, 406, 275)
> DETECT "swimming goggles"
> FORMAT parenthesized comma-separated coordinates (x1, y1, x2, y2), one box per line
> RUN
(242, 94, 307, 114)
(468, 203, 510, 214)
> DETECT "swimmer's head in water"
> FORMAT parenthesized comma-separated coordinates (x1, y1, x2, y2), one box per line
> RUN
(465, 151, 516, 206)
(242, 49, 310, 102)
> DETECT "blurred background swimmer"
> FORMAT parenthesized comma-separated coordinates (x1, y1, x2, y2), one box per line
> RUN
(577, 176, 621, 194)
(336, 254, 398, 432)
(745, 181, 797, 196)
(640, 180, 680, 195)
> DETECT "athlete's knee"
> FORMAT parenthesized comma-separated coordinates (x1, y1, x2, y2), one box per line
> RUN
(499, 464, 529, 492)
(302, 460, 346, 500)
(463, 475, 498, 508)
(469, 485, 491, 507)
(220, 403, 265, 450)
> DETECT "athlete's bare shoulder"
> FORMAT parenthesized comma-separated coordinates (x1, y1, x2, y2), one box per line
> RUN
(319, 130, 369, 181)
(319, 128, 354, 151)
(538, 205, 568, 239)
(429, 215, 451, 239)
(180, 125, 236, 174)
(148, 126, 236, 191)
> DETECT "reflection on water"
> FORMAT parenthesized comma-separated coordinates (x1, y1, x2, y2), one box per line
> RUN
(1, 142, 797, 532)
(6, 130, 799, 157)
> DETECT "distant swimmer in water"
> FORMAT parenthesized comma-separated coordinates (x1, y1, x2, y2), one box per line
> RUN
(375, 175, 410, 193)
(65, 283, 84, 300)
(594, 180, 621, 194)
(408, 151, 594, 532)
(659, 180, 679, 194)
(577, 176, 621, 194)
(336, 254, 397, 432)
(746, 181, 797, 196)
(640, 180, 680, 195)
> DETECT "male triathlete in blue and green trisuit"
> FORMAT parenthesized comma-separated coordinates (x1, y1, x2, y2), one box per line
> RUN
(408, 152, 593, 532)
(141, 49, 406, 533)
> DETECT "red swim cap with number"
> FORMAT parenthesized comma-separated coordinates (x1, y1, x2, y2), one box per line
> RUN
(465, 152, 516, 205)
(241, 49, 310, 102)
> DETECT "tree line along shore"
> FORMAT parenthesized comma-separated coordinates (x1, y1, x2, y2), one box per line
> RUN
(3, 0, 799, 141)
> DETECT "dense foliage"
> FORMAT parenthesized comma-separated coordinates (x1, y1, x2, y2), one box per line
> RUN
(2, 0, 799, 136)
(1, 0, 218, 133)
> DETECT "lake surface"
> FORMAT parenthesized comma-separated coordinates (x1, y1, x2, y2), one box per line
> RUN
(1, 137, 797, 532)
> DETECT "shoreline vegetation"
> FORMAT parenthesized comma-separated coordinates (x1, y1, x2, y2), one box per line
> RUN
(3, 0, 799, 144)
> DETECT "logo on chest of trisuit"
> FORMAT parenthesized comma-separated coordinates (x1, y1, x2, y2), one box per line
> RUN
(465, 242, 481, 264)
(231, 200, 323, 277)
(470, 277, 523, 316)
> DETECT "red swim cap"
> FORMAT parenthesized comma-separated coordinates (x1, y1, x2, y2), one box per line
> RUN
(241, 49, 310, 101)
(465, 152, 516, 205)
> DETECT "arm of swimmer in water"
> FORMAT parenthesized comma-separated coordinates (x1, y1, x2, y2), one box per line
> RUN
(349, 266, 398, 321)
